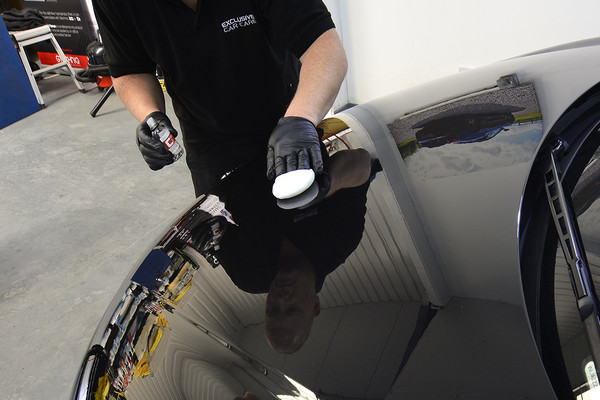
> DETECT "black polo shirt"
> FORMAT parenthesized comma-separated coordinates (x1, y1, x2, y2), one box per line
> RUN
(92, 0, 335, 188)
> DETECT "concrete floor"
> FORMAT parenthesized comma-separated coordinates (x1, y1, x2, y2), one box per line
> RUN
(0, 75, 197, 399)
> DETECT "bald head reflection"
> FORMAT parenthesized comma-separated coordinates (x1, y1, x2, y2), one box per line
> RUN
(265, 238, 321, 354)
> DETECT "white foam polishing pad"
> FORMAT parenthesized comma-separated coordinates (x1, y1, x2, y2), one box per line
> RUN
(277, 181, 319, 209)
(272, 169, 315, 200)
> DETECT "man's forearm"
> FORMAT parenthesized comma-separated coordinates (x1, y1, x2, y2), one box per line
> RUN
(325, 149, 371, 198)
(113, 73, 166, 122)
(285, 28, 348, 126)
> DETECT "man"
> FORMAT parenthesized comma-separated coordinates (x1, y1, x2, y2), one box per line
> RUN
(213, 148, 375, 353)
(91, 0, 348, 196)
(264, 237, 323, 354)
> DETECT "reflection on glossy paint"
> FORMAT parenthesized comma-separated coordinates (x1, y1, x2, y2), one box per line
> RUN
(278, 375, 318, 400)
(412, 104, 523, 148)
(388, 84, 544, 180)
(71, 194, 237, 399)
(73, 156, 372, 399)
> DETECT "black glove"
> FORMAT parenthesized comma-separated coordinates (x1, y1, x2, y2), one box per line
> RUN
(266, 116, 323, 179)
(136, 111, 178, 171)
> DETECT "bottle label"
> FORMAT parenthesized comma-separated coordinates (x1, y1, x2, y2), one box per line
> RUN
(160, 131, 177, 150)
(157, 128, 183, 160)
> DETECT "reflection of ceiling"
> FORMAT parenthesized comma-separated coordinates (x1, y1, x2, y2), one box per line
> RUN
(127, 327, 245, 400)
(387, 298, 557, 400)
(238, 302, 422, 400)
(170, 177, 429, 339)
(320, 178, 428, 308)
(125, 268, 424, 400)
(122, 168, 431, 399)
(120, 127, 437, 399)
(180, 260, 266, 338)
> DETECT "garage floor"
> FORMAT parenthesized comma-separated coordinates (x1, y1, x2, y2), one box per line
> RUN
(0, 75, 196, 400)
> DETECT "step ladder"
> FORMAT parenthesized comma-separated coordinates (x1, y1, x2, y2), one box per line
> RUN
(10, 25, 85, 108)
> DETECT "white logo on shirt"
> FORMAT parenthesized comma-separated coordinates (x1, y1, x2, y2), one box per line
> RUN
(221, 14, 257, 33)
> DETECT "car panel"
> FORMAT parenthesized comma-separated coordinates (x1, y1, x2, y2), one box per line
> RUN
(73, 39, 600, 399)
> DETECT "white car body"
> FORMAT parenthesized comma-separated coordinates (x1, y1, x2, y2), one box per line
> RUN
(73, 39, 600, 400)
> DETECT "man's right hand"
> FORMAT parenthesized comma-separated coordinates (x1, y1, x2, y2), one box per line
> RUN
(266, 116, 323, 180)
(136, 111, 178, 170)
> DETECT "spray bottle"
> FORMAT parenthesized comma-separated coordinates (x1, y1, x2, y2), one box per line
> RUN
(146, 116, 184, 162)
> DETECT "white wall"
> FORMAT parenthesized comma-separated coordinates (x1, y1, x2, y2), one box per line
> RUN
(322, 0, 351, 110)
(328, 0, 600, 105)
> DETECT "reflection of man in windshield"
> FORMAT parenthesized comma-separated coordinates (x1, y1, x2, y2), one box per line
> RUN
(213, 148, 375, 353)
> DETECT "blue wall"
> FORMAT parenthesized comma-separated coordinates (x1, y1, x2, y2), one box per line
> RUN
(0, 19, 39, 129)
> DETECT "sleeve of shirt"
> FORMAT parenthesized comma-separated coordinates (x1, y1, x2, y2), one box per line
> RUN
(256, 0, 336, 59)
(91, 0, 156, 77)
